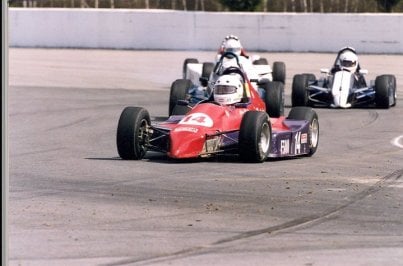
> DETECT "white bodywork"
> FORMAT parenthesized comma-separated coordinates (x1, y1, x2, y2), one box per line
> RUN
(184, 56, 273, 88)
(330, 70, 354, 108)
(185, 63, 204, 86)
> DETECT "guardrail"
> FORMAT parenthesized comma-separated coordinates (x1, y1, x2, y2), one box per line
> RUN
(9, 8, 403, 53)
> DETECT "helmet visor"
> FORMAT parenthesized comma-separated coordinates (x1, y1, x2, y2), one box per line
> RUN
(214, 85, 237, 94)
(225, 47, 241, 55)
(341, 60, 356, 68)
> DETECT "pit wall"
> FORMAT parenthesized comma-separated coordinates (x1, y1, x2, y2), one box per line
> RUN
(9, 8, 403, 53)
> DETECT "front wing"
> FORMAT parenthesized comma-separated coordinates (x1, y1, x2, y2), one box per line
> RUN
(307, 84, 376, 107)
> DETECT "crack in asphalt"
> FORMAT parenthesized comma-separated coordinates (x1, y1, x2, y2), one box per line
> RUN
(102, 169, 403, 266)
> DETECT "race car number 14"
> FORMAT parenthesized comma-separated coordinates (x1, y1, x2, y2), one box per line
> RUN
(179, 113, 214, 127)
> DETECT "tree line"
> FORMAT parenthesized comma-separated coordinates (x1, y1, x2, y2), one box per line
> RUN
(9, 0, 403, 12)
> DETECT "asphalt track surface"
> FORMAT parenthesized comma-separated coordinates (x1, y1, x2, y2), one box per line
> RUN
(8, 48, 403, 266)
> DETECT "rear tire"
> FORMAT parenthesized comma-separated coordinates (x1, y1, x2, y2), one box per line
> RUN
(117, 107, 150, 160)
(169, 79, 192, 116)
(375, 75, 396, 108)
(262, 81, 284, 118)
(288, 107, 319, 156)
(272, 61, 286, 84)
(291, 74, 309, 107)
(239, 111, 271, 163)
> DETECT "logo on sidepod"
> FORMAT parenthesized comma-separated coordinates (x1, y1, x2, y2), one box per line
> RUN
(174, 127, 199, 133)
(179, 113, 213, 127)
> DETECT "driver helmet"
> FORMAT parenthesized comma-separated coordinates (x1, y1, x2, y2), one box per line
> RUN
(339, 50, 358, 72)
(219, 35, 240, 51)
(223, 37, 242, 57)
(213, 74, 244, 105)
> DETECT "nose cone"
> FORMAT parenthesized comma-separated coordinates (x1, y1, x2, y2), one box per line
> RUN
(168, 128, 205, 158)
(331, 71, 353, 108)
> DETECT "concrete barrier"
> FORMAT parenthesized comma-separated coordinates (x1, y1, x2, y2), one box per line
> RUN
(9, 8, 403, 53)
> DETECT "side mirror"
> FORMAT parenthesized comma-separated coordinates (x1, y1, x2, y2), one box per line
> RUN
(359, 69, 368, 75)
(320, 68, 330, 74)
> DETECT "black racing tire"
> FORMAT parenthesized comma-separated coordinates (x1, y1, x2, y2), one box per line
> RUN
(201, 62, 215, 79)
(169, 79, 192, 116)
(239, 111, 272, 163)
(291, 74, 309, 107)
(375, 75, 396, 108)
(391, 75, 397, 107)
(262, 81, 284, 118)
(253, 58, 269, 65)
(287, 107, 319, 156)
(182, 58, 199, 78)
(117, 107, 150, 160)
(272, 61, 286, 84)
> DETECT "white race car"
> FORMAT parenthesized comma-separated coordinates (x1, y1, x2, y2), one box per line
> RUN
(170, 52, 286, 118)
(182, 53, 286, 87)
(292, 47, 397, 109)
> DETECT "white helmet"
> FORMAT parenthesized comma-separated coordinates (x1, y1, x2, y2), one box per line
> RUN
(223, 38, 242, 56)
(213, 74, 244, 105)
(339, 50, 358, 72)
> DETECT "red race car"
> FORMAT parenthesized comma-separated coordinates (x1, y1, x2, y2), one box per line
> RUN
(117, 64, 319, 163)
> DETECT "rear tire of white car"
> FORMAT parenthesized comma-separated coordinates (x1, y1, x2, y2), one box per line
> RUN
(375, 75, 396, 108)
(272, 61, 286, 84)
(169, 79, 192, 115)
(239, 111, 271, 163)
(182, 58, 199, 79)
(263, 81, 284, 118)
(291, 74, 309, 107)
(288, 107, 319, 156)
(117, 107, 150, 160)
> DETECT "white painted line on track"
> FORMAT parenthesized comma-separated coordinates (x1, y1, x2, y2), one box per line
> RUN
(391, 135, 403, 149)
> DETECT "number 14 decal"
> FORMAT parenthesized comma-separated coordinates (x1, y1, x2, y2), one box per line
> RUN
(179, 113, 213, 127)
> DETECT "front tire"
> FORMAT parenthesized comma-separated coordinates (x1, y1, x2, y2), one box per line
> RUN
(117, 107, 150, 160)
(375, 75, 396, 108)
(287, 107, 319, 156)
(239, 111, 272, 163)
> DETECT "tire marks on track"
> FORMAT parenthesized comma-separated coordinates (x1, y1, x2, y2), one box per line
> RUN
(103, 169, 403, 266)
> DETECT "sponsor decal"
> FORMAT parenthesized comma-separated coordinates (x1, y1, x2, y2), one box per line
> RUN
(179, 113, 213, 127)
(294, 132, 301, 154)
(301, 133, 308, 144)
(280, 139, 290, 155)
(174, 127, 199, 133)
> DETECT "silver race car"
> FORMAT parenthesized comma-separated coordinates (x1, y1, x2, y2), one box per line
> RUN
(292, 47, 397, 109)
